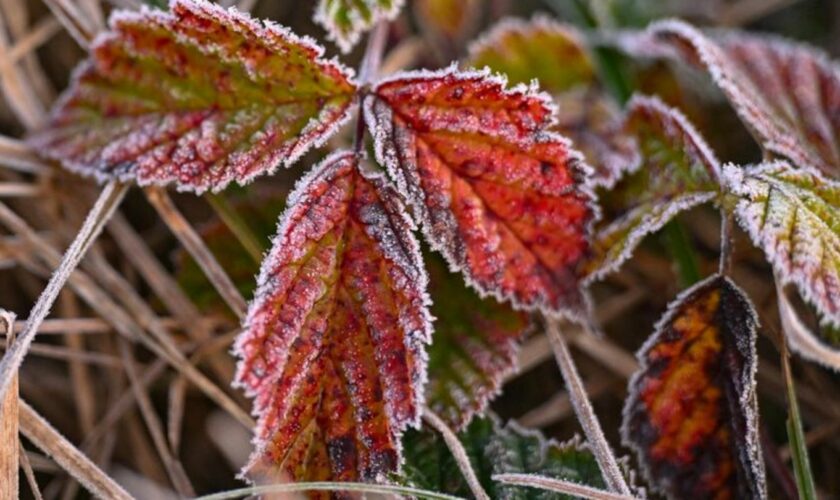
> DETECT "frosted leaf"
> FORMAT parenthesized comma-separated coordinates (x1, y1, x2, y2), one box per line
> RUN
(413, 0, 481, 48)
(315, 0, 404, 53)
(466, 17, 638, 188)
(365, 66, 597, 318)
(776, 280, 840, 372)
(401, 415, 642, 499)
(725, 161, 840, 327)
(30, 0, 357, 194)
(234, 151, 432, 485)
(424, 255, 530, 430)
(622, 274, 766, 500)
(586, 95, 720, 282)
(625, 19, 840, 178)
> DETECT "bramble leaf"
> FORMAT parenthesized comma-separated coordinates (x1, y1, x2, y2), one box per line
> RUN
(315, 0, 403, 53)
(467, 17, 638, 188)
(413, 0, 481, 47)
(365, 67, 597, 318)
(234, 151, 432, 486)
(467, 17, 596, 95)
(402, 415, 610, 499)
(623, 274, 766, 500)
(31, 0, 357, 193)
(725, 161, 840, 328)
(586, 95, 720, 281)
(630, 20, 840, 178)
(424, 255, 530, 430)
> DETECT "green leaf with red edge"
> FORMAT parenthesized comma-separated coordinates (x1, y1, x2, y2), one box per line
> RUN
(466, 17, 639, 189)
(585, 95, 721, 282)
(724, 161, 840, 369)
(315, 0, 403, 54)
(424, 254, 530, 430)
(622, 274, 766, 500)
(623, 19, 840, 179)
(30, 0, 357, 194)
(365, 67, 597, 318)
(233, 151, 432, 487)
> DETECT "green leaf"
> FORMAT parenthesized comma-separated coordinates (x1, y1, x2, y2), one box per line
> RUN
(402, 415, 617, 500)
(586, 95, 721, 282)
(425, 255, 530, 430)
(726, 161, 840, 330)
(467, 16, 596, 95)
(315, 0, 403, 53)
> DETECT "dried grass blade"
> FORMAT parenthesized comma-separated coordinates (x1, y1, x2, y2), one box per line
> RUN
(19, 399, 132, 500)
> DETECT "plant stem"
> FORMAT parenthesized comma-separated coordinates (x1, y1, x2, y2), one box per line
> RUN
(662, 221, 702, 287)
(718, 208, 735, 275)
(206, 193, 264, 265)
(781, 343, 817, 500)
(145, 187, 248, 319)
(545, 317, 631, 495)
(195, 482, 465, 500)
(423, 408, 491, 500)
(493, 473, 638, 500)
(0, 181, 127, 404)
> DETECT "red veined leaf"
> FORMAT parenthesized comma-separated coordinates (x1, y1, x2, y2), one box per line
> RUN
(466, 17, 638, 188)
(364, 67, 597, 318)
(424, 254, 530, 430)
(622, 274, 766, 500)
(234, 151, 432, 486)
(724, 161, 840, 334)
(30, 0, 357, 193)
(627, 19, 840, 179)
(586, 95, 720, 281)
(315, 0, 403, 54)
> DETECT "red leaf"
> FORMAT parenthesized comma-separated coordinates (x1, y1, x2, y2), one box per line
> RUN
(622, 274, 766, 500)
(234, 151, 432, 484)
(31, 0, 357, 193)
(627, 20, 840, 179)
(365, 68, 596, 317)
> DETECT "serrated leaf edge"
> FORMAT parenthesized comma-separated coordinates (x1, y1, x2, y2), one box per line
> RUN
(365, 64, 600, 319)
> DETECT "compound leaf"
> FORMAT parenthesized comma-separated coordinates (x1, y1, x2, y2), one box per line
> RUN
(623, 274, 766, 500)
(467, 17, 638, 188)
(402, 415, 610, 499)
(234, 151, 432, 487)
(31, 0, 357, 193)
(631, 20, 840, 179)
(424, 255, 530, 430)
(365, 67, 596, 318)
(725, 161, 840, 328)
(315, 0, 403, 53)
(586, 95, 720, 281)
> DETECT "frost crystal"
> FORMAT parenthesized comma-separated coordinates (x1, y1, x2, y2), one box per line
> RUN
(623, 274, 766, 500)
(365, 66, 597, 318)
(234, 151, 432, 484)
(31, 0, 357, 193)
